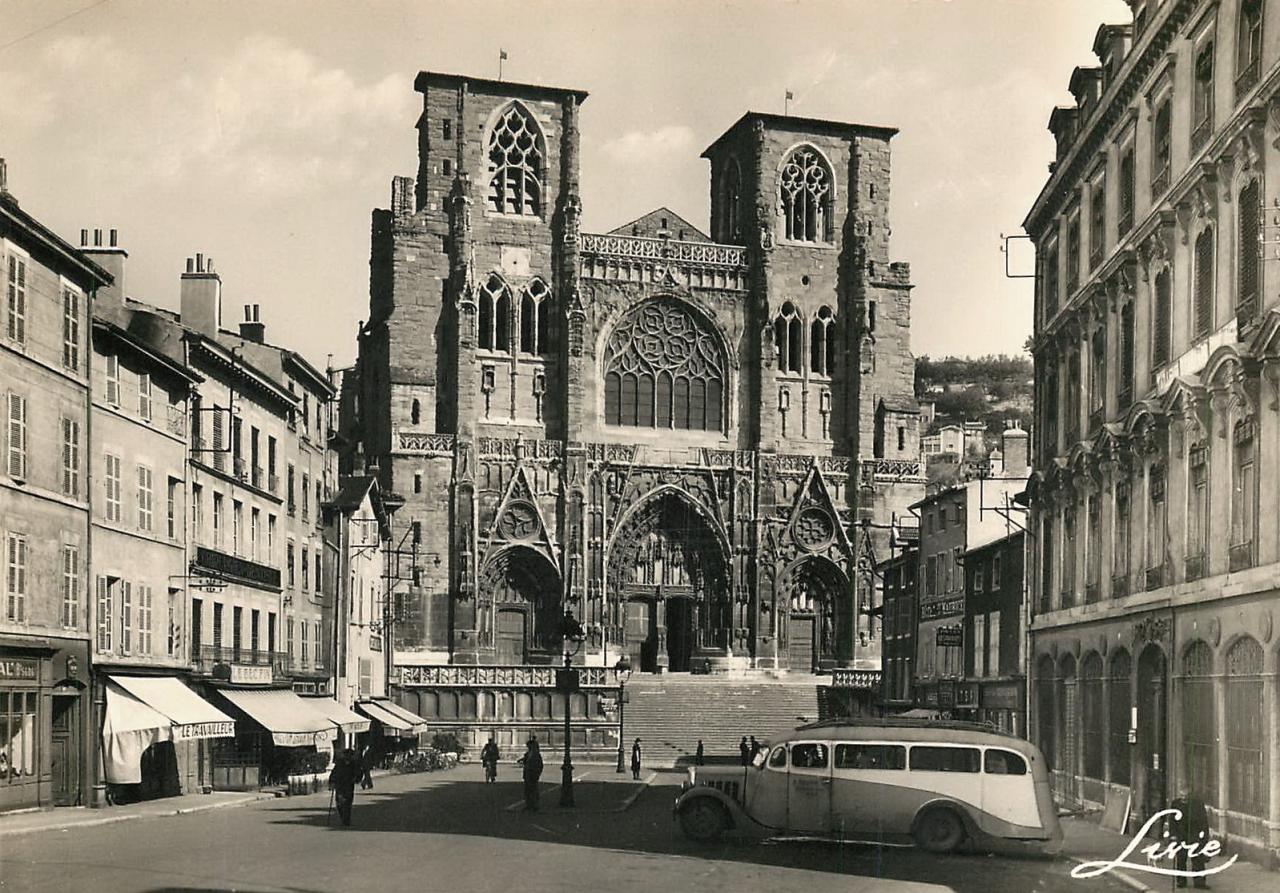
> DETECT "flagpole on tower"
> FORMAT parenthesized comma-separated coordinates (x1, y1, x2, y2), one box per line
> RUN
(499, 48, 507, 81)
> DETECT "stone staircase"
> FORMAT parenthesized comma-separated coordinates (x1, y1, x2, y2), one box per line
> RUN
(622, 675, 821, 767)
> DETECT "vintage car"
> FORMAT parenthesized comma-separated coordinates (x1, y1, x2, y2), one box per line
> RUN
(673, 719, 1062, 854)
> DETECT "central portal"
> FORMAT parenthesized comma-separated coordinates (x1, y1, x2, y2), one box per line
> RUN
(611, 490, 730, 673)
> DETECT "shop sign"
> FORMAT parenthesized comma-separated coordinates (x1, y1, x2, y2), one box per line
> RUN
(831, 669, 883, 690)
(921, 688, 939, 707)
(0, 658, 39, 681)
(920, 598, 965, 620)
(271, 730, 329, 747)
(173, 721, 236, 741)
(981, 684, 1021, 710)
(955, 684, 978, 707)
(935, 626, 964, 647)
(230, 665, 273, 685)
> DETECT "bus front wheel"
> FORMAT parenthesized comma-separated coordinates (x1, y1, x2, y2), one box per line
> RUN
(913, 807, 965, 854)
(679, 799, 730, 843)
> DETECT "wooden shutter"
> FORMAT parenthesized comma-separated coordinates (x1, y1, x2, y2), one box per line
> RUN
(1194, 229, 1214, 338)
(7, 393, 25, 479)
(1238, 179, 1260, 323)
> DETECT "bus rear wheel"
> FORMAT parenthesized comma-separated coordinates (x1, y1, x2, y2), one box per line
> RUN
(913, 808, 965, 854)
(680, 799, 730, 843)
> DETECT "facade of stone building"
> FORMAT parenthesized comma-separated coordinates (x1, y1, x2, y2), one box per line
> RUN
(0, 185, 110, 811)
(1024, 0, 1280, 864)
(341, 71, 923, 750)
(960, 530, 1026, 737)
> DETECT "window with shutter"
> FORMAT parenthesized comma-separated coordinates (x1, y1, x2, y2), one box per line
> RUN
(62, 544, 79, 628)
(120, 581, 132, 654)
(138, 373, 152, 421)
(63, 289, 79, 371)
(61, 417, 80, 497)
(1154, 270, 1172, 367)
(1239, 179, 1261, 325)
(96, 576, 112, 651)
(7, 255, 26, 344)
(105, 354, 119, 405)
(7, 393, 26, 480)
(1194, 229, 1215, 339)
(211, 408, 225, 471)
(105, 454, 122, 521)
(6, 533, 28, 622)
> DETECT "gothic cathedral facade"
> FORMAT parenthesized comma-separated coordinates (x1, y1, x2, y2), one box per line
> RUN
(342, 71, 922, 680)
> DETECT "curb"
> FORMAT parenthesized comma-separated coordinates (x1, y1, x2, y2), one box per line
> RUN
(0, 792, 277, 839)
(1065, 856, 1154, 893)
(614, 771, 657, 813)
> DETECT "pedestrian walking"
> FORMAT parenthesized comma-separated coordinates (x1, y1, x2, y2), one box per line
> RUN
(328, 747, 361, 827)
(695, 739, 704, 766)
(481, 736, 500, 784)
(518, 736, 543, 811)
(1167, 783, 1212, 888)
(631, 738, 642, 780)
(739, 736, 750, 766)
(359, 744, 375, 790)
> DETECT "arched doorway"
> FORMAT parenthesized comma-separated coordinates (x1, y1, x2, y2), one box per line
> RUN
(1136, 643, 1168, 825)
(609, 490, 730, 672)
(480, 546, 562, 663)
(781, 557, 852, 671)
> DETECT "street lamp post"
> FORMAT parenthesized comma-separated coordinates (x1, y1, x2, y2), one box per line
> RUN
(558, 610, 586, 808)
(613, 656, 632, 773)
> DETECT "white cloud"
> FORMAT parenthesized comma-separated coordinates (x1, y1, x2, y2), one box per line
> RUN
(601, 125, 695, 163)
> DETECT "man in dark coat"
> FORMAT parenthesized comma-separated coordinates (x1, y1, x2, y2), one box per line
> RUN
(1167, 784, 1212, 888)
(518, 737, 544, 811)
(695, 739, 704, 766)
(750, 736, 761, 760)
(739, 736, 750, 766)
(328, 748, 361, 827)
(630, 738, 643, 780)
(481, 736, 500, 783)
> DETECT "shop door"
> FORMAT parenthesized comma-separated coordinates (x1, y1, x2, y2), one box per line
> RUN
(788, 616, 814, 672)
(496, 610, 526, 664)
(50, 695, 79, 806)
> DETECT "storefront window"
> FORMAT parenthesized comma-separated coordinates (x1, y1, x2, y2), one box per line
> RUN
(0, 691, 38, 780)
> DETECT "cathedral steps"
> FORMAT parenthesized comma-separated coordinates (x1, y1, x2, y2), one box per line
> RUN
(621, 675, 821, 767)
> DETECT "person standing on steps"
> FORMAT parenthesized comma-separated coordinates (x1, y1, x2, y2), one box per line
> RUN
(695, 739, 704, 766)
(739, 736, 750, 766)
(518, 737, 543, 811)
(631, 738, 642, 780)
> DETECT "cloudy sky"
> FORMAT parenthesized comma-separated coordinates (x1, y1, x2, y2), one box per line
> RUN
(0, 0, 1129, 370)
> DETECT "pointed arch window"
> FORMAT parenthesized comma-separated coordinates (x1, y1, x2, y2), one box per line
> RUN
(810, 306, 835, 375)
(478, 274, 512, 352)
(774, 302, 803, 374)
(603, 299, 726, 432)
(779, 147, 833, 242)
(519, 278, 552, 355)
(486, 104, 544, 216)
(1193, 227, 1215, 340)
(722, 158, 742, 242)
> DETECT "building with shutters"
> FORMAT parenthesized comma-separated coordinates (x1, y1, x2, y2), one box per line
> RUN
(339, 71, 924, 756)
(1023, 0, 1280, 865)
(0, 167, 111, 811)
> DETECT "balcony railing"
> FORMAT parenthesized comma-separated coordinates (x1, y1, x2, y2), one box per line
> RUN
(580, 233, 750, 291)
(1229, 541, 1255, 573)
(251, 466, 263, 489)
(233, 457, 248, 482)
(1146, 564, 1165, 591)
(269, 473, 279, 495)
(289, 654, 330, 675)
(1185, 553, 1206, 583)
(1236, 57, 1261, 101)
(191, 644, 288, 677)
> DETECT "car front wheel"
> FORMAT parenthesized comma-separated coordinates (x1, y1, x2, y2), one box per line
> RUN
(679, 799, 730, 843)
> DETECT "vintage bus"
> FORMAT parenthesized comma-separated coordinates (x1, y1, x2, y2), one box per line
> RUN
(674, 719, 1062, 854)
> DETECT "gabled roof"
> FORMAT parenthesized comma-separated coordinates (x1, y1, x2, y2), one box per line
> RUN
(607, 207, 709, 242)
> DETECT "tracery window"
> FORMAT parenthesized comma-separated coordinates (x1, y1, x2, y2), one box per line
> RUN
(775, 302, 803, 374)
(779, 147, 833, 242)
(721, 158, 742, 242)
(486, 104, 544, 216)
(603, 299, 726, 432)
(478, 274, 512, 352)
(519, 278, 552, 355)
(810, 306, 835, 375)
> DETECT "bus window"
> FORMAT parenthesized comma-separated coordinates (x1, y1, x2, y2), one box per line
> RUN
(909, 746, 980, 773)
(790, 743, 828, 769)
(767, 745, 787, 769)
(984, 749, 1027, 775)
(835, 743, 906, 770)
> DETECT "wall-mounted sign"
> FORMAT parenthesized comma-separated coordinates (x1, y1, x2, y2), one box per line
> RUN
(0, 658, 39, 681)
(230, 665, 273, 685)
(935, 627, 964, 647)
(920, 598, 965, 620)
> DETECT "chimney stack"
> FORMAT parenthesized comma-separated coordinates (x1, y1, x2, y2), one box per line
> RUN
(1001, 420, 1030, 477)
(80, 225, 128, 305)
(0, 158, 8, 195)
(239, 303, 265, 343)
(180, 254, 222, 336)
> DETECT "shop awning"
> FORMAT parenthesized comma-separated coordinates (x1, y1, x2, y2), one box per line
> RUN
(376, 699, 429, 733)
(355, 700, 417, 738)
(110, 675, 236, 741)
(101, 677, 235, 785)
(304, 697, 371, 735)
(219, 688, 335, 747)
